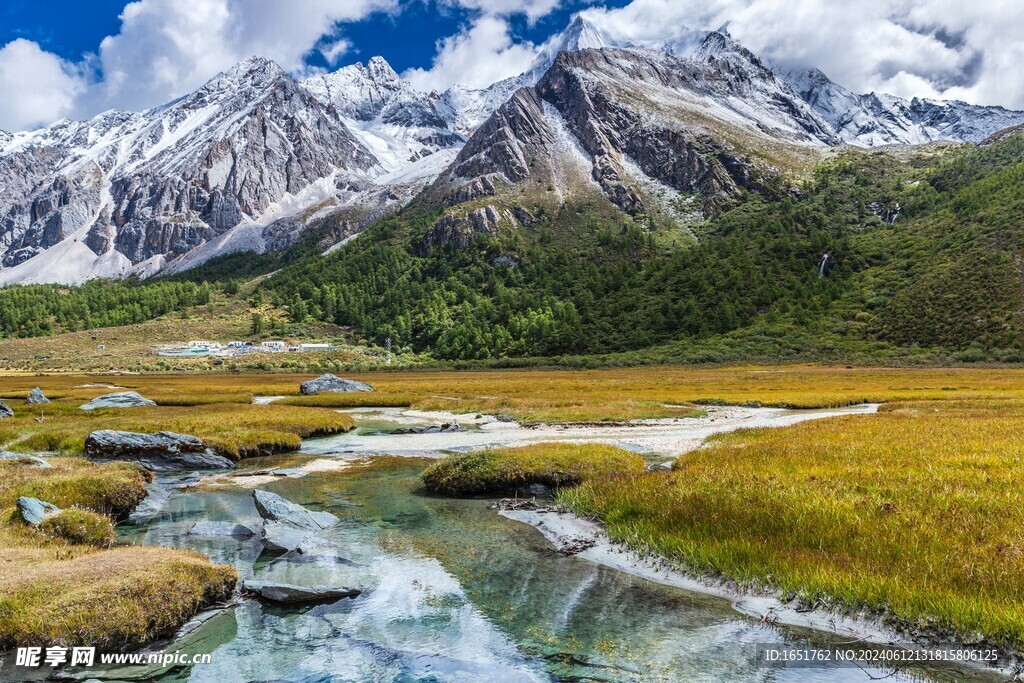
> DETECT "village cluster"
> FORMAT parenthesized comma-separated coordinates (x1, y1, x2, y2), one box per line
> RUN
(152, 340, 338, 358)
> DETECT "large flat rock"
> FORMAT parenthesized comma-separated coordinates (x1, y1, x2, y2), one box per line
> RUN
(80, 391, 156, 410)
(242, 580, 361, 604)
(85, 430, 235, 471)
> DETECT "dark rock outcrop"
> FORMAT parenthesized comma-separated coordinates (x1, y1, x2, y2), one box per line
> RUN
(0, 400, 12, 418)
(84, 430, 235, 470)
(241, 580, 360, 604)
(25, 387, 49, 404)
(423, 205, 510, 249)
(299, 374, 374, 395)
(80, 391, 156, 410)
(390, 422, 462, 435)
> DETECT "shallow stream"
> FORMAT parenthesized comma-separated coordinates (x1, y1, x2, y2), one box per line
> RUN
(37, 407, 1007, 682)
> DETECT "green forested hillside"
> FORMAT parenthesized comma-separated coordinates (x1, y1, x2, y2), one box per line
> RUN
(263, 132, 1024, 360)
(2, 131, 1023, 365)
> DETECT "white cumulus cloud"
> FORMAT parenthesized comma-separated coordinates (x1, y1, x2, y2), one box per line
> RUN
(0, 39, 84, 131)
(404, 15, 542, 91)
(575, 0, 1024, 109)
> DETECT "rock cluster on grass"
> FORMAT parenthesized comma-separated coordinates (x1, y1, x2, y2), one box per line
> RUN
(252, 489, 339, 552)
(17, 496, 61, 525)
(0, 400, 13, 418)
(299, 374, 374, 395)
(84, 430, 235, 471)
(241, 580, 360, 604)
(80, 391, 156, 410)
(0, 453, 51, 467)
(25, 387, 49, 404)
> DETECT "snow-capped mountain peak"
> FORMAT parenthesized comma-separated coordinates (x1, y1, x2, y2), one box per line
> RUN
(778, 65, 1024, 146)
(301, 55, 462, 174)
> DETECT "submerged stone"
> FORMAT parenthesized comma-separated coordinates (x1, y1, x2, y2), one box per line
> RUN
(299, 374, 374, 395)
(80, 391, 156, 410)
(188, 521, 258, 538)
(242, 579, 361, 604)
(128, 483, 172, 524)
(252, 489, 339, 552)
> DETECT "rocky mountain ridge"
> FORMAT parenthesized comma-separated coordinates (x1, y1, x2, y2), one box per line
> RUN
(1, 16, 1022, 285)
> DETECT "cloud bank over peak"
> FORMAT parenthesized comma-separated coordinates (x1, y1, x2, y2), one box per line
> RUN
(0, 0, 1021, 132)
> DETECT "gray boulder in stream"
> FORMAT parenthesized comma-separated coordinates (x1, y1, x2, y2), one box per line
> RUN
(0, 400, 12, 418)
(128, 483, 171, 524)
(242, 580, 360, 603)
(17, 496, 61, 525)
(300, 374, 373, 394)
(80, 391, 156, 410)
(252, 489, 339, 552)
(25, 387, 50, 404)
(84, 430, 235, 471)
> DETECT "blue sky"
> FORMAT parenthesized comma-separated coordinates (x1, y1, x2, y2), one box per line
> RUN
(0, 0, 1019, 133)
(0, 0, 623, 87)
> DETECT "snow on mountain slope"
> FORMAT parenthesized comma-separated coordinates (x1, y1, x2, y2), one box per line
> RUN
(782, 66, 1024, 146)
(303, 56, 463, 172)
(0, 57, 414, 284)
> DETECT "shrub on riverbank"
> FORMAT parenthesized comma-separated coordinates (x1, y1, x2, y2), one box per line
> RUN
(0, 458, 149, 517)
(0, 458, 237, 651)
(560, 400, 1024, 650)
(38, 508, 115, 547)
(421, 443, 646, 495)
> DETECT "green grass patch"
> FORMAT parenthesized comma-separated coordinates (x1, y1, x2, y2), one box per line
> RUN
(0, 457, 236, 650)
(421, 443, 646, 495)
(38, 508, 115, 547)
(559, 400, 1024, 650)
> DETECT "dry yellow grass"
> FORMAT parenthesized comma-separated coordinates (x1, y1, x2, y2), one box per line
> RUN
(561, 399, 1024, 650)
(6, 365, 1024, 421)
(0, 458, 236, 650)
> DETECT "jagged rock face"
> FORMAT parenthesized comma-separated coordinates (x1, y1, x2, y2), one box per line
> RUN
(443, 175, 498, 207)
(442, 39, 820, 219)
(0, 57, 380, 284)
(424, 205, 514, 250)
(450, 89, 556, 183)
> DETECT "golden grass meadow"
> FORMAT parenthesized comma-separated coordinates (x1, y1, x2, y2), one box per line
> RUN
(3, 364, 1024, 657)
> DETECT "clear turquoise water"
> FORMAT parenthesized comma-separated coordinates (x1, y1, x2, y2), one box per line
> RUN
(87, 452, 998, 683)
